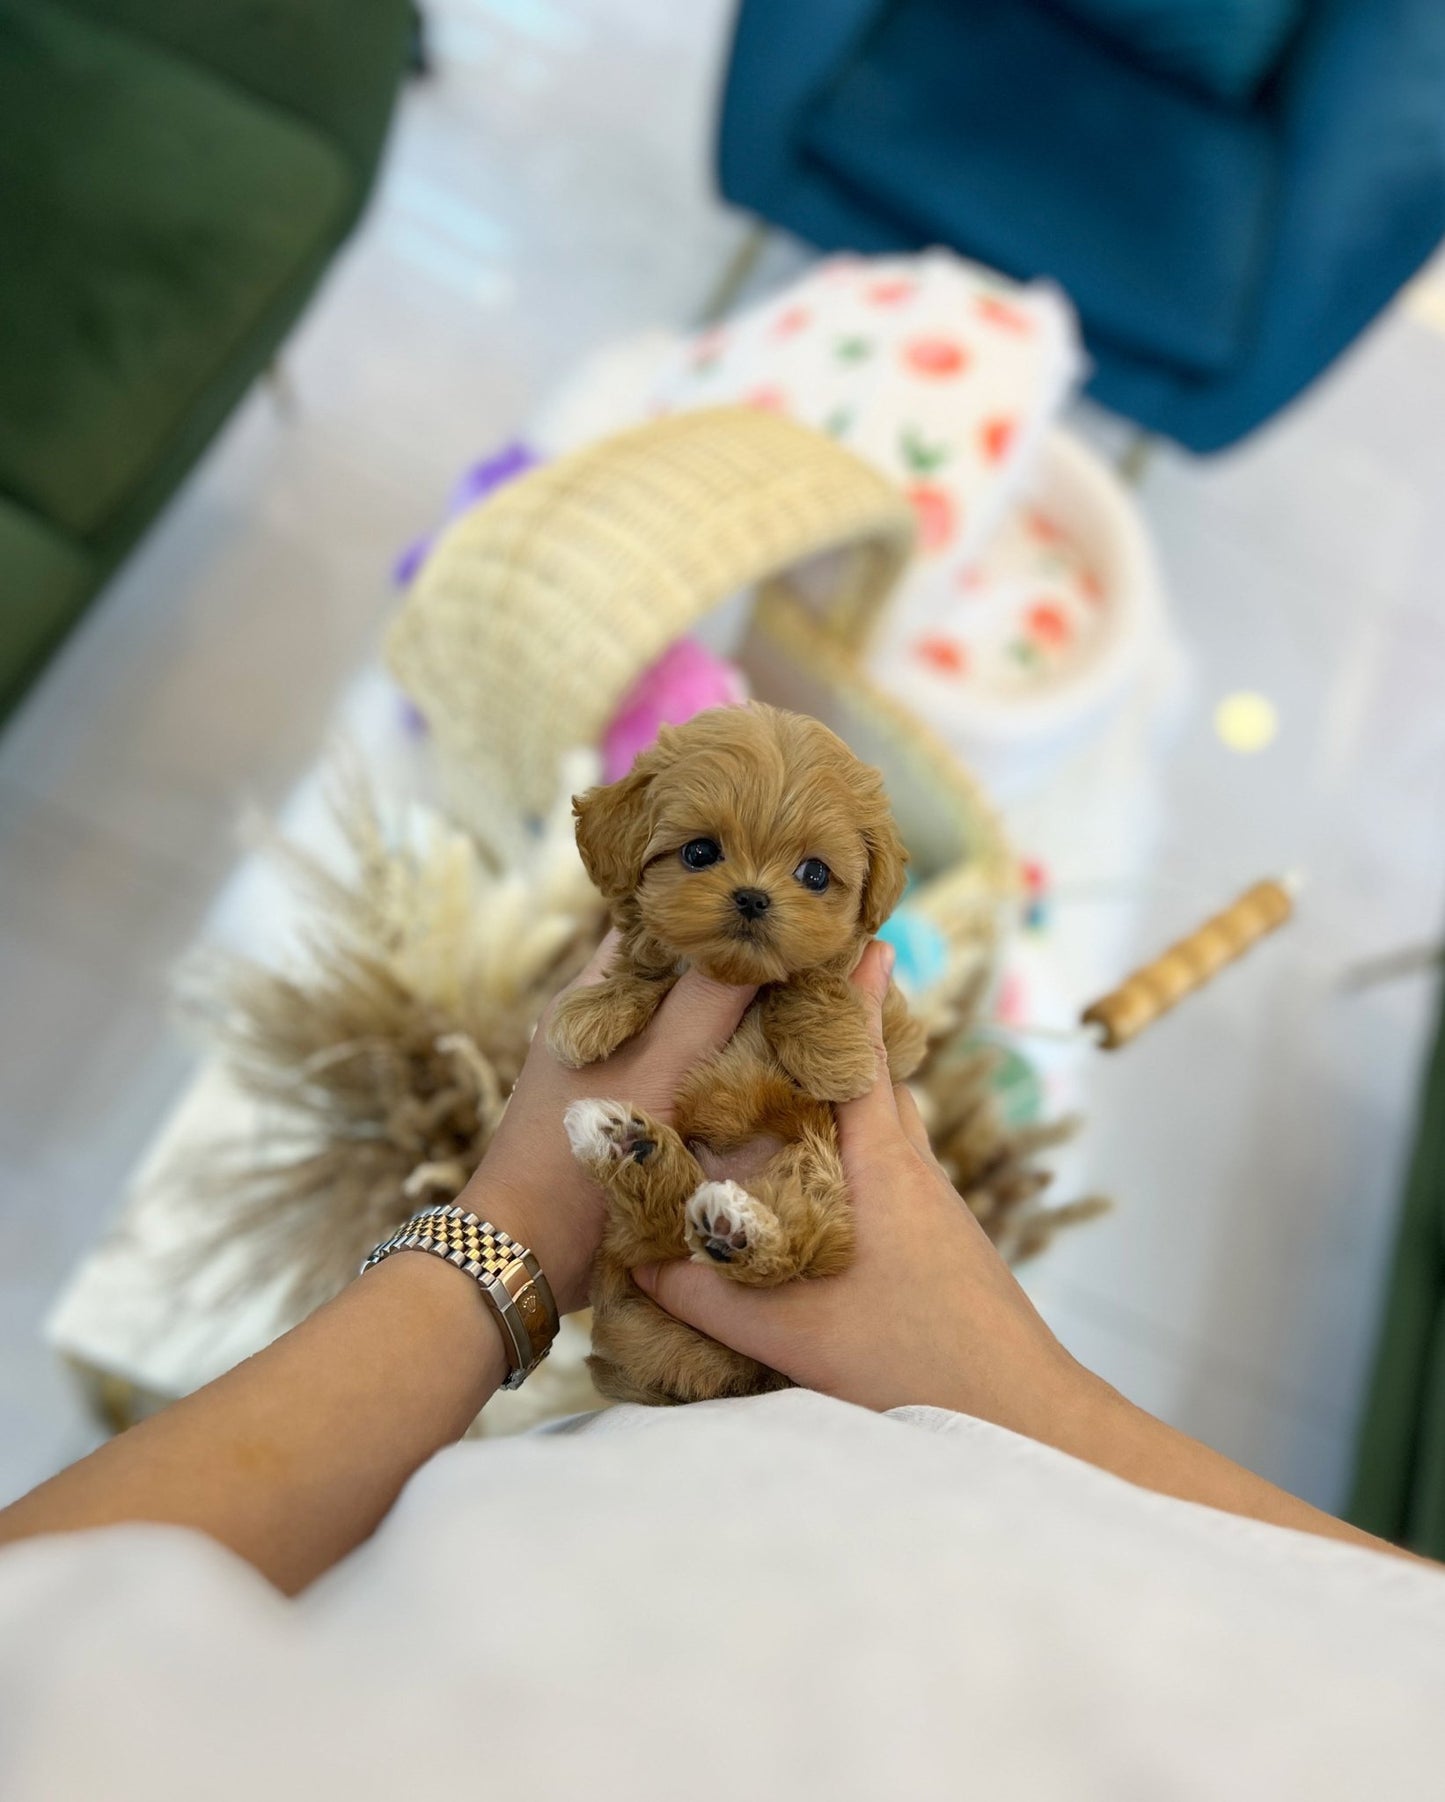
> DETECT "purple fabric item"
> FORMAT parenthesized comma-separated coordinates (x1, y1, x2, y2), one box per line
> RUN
(396, 695, 430, 740)
(393, 442, 541, 587)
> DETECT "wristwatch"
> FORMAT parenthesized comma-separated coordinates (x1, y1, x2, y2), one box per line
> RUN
(361, 1205, 559, 1390)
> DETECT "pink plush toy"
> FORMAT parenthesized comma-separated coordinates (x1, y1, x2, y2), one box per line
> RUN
(601, 638, 749, 781)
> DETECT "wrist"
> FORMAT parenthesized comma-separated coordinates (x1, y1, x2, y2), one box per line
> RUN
(358, 1252, 511, 1416)
(930, 1326, 1102, 1452)
(457, 1171, 594, 1314)
(360, 1199, 562, 1393)
(1022, 1353, 1134, 1464)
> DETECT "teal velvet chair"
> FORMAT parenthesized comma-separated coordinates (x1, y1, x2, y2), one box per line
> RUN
(716, 0, 1445, 454)
(0, 0, 412, 723)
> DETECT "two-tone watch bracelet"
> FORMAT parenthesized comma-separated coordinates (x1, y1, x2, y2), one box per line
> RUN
(361, 1205, 559, 1390)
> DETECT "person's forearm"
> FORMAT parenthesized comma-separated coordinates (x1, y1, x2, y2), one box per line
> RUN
(0, 945, 757, 1595)
(1043, 1361, 1418, 1563)
(0, 1251, 505, 1594)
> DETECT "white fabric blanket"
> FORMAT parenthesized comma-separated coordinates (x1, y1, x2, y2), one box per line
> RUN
(1, 1389, 1442, 1801)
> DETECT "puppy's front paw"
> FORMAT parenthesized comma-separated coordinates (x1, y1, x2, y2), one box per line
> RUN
(775, 1027, 877, 1104)
(819, 1031, 881, 1103)
(685, 1181, 783, 1271)
(563, 1099, 657, 1178)
(547, 986, 632, 1068)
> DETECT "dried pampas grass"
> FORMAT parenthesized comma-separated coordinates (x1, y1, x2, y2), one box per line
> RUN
(172, 752, 606, 1314)
(910, 966, 1109, 1264)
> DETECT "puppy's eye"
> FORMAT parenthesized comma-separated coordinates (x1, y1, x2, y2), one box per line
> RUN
(680, 838, 722, 870)
(794, 858, 831, 893)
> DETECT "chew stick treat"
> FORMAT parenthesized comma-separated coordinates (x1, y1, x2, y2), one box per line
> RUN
(1081, 879, 1294, 1051)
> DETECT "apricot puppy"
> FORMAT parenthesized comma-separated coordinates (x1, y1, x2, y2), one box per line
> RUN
(550, 703, 925, 1404)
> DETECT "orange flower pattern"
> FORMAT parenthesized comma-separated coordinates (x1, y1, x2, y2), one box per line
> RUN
(902, 336, 969, 379)
(907, 484, 958, 555)
(914, 634, 970, 676)
(1025, 601, 1071, 649)
(975, 293, 1035, 334)
(904, 506, 1104, 697)
(980, 416, 1015, 464)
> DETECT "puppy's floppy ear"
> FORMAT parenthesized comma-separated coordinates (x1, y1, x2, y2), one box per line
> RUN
(572, 750, 662, 900)
(859, 814, 909, 933)
(828, 742, 908, 933)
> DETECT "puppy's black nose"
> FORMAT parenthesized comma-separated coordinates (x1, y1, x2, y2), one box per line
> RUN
(732, 887, 771, 921)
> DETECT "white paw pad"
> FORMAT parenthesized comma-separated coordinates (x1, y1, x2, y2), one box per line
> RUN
(686, 1181, 763, 1265)
(563, 1099, 655, 1167)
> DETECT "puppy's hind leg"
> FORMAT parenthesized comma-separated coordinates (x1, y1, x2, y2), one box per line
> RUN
(685, 1129, 852, 1287)
(563, 1099, 703, 1264)
(565, 1101, 776, 1404)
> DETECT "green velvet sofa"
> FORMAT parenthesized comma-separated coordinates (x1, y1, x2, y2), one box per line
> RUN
(0, 0, 411, 723)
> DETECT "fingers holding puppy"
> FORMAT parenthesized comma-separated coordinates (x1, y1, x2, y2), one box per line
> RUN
(644, 965, 757, 1075)
(834, 941, 900, 1143)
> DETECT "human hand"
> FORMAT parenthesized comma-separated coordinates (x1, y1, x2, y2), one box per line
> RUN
(634, 942, 1085, 1437)
(461, 934, 755, 1313)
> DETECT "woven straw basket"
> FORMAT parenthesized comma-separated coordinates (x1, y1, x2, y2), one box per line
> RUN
(387, 406, 1015, 972)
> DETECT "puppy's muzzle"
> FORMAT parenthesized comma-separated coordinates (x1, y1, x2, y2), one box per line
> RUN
(732, 887, 771, 922)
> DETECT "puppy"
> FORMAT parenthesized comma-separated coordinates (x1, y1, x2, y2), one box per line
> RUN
(549, 703, 926, 1404)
